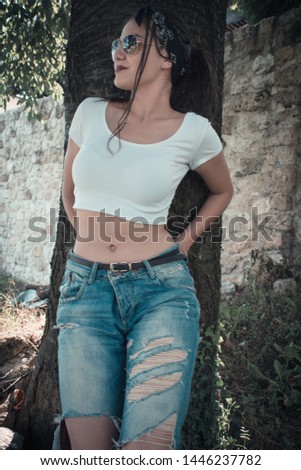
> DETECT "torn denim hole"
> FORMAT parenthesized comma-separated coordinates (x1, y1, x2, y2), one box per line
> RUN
(128, 370, 183, 402)
(52, 413, 122, 450)
(129, 348, 188, 378)
(55, 411, 121, 430)
(53, 322, 80, 330)
(129, 336, 175, 361)
(114, 412, 177, 450)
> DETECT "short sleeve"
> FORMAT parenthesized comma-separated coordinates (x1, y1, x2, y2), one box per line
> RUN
(68, 100, 85, 146)
(190, 120, 223, 170)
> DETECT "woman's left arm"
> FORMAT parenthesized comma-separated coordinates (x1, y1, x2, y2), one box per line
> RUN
(175, 151, 234, 255)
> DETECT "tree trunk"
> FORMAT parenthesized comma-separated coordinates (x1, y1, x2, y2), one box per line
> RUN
(6, 0, 227, 449)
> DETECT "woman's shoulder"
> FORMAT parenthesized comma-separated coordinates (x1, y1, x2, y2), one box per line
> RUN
(79, 96, 108, 108)
(79, 97, 129, 113)
(185, 111, 210, 135)
(187, 110, 209, 125)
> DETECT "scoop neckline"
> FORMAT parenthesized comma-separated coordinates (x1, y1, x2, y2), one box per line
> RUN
(102, 100, 190, 146)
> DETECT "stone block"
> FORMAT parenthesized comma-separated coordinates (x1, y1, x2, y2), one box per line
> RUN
(224, 43, 233, 64)
(228, 238, 253, 255)
(273, 278, 296, 296)
(271, 212, 294, 231)
(277, 63, 301, 87)
(275, 46, 295, 64)
(233, 90, 272, 112)
(252, 72, 275, 90)
(39, 97, 54, 120)
(271, 194, 293, 211)
(250, 196, 271, 214)
(239, 156, 265, 176)
(271, 166, 296, 193)
(281, 86, 301, 107)
(0, 212, 8, 225)
(230, 76, 250, 94)
(245, 23, 269, 55)
(267, 147, 297, 167)
(0, 427, 23, 450)
(23, 190, 32, 200)
(252, 54, 274, 75)
(221, 281, 236, 296)
(0, 174, 9, 183)
(55, 103, 64, 119)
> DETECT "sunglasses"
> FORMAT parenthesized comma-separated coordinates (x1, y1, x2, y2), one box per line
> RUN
(111, 34, 144, 57)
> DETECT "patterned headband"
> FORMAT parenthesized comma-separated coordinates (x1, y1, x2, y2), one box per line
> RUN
(135, 6, 192, 85)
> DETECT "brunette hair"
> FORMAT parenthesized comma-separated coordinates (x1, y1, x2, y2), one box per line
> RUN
(102, 7, 215, 152)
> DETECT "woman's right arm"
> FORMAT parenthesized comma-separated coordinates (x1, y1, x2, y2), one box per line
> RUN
(62, 138, 80, 231)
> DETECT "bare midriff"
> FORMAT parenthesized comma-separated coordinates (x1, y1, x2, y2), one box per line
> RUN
(73, 209, 177, 263)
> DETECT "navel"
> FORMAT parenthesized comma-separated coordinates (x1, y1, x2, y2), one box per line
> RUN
(109, 244, 117, 252)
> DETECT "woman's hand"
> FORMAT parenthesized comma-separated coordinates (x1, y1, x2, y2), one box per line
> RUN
(174, 234, 191, 257)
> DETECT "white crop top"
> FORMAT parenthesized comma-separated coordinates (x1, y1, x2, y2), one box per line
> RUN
(69, 97, 223, 225)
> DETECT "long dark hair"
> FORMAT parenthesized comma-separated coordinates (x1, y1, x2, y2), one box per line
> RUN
(103, 7, 215, 152)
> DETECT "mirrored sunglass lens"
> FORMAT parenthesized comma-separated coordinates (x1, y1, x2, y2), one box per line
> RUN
(123, 35, 138, 54)
(112, 39, 120, 52)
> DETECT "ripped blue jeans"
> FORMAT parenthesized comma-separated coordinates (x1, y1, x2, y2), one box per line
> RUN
(53, 243, 201, 450)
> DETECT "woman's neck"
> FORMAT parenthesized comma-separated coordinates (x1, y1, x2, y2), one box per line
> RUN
(129, 83, 173, 121)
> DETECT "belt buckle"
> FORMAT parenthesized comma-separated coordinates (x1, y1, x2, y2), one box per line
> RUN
(109, 262, 132, 273)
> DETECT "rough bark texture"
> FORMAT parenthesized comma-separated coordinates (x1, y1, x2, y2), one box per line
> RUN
(5, 0, 227, 449)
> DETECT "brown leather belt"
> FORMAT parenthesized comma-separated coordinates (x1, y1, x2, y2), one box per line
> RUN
(68, 246, 187, 273)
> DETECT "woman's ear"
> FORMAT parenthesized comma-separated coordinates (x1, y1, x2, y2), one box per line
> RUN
(161, 58, 172, 70)
(160, 49, 172, 70)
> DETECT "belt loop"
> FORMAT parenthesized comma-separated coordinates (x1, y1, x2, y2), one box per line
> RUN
(142, 259, 156, 279)
(88, 262, 98, 284)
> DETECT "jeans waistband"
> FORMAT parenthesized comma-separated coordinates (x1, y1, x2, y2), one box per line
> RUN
(67, 243, 186, 274)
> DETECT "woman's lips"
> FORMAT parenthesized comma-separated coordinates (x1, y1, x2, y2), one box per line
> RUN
(115, 65, 127, 73)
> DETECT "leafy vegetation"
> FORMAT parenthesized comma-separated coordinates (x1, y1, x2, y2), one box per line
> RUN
(184, 254, 301, 450)
(229, 0, 301, 24)
(216, 256, 301, 449)
(218, 283, 301, 449)
(0, 0, 70, 118)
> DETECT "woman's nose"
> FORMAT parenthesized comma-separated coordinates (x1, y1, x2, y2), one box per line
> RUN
(113, 43, 126, 60)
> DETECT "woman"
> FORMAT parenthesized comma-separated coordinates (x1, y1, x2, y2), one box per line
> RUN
(54, 6, 233, 450)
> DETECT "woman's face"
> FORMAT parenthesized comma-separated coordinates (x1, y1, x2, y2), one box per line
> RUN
(112, 19, 171, 91)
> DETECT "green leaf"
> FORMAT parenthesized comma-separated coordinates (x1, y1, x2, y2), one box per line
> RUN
(247, 362, 270, 385)
(273, 343, 284, 355)
(287, 390, 301, 409)
(274, 359, 284, 381)
(42, 0, 53, 28)
(27, 0, 37, 8)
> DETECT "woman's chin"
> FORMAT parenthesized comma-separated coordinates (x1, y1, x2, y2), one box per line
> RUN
(114, 78, 132, 91)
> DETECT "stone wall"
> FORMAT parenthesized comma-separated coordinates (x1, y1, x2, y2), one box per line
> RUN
(221, 7, 301, 287)
(0, 7, 300, 287)
(0, 98, 64, 285)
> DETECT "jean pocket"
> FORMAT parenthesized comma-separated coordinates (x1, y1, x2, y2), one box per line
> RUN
(59, 268, 88, 302)
(154, 261, 197, 293)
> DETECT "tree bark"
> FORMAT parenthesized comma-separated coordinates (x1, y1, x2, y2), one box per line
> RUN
(5, 0, 227, 449)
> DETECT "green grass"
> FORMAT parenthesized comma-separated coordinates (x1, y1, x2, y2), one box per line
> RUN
(217, 278, 301, 449)
(0, 273, 45, 338)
